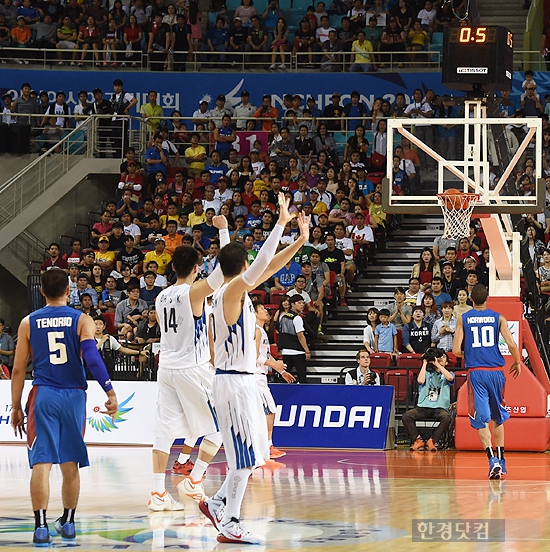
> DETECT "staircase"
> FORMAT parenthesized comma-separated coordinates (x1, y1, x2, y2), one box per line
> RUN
(307, 214, 445, 382)
(477, 0, 526, 52)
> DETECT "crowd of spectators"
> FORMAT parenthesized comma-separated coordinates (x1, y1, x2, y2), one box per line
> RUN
(0, 0, 467, 69)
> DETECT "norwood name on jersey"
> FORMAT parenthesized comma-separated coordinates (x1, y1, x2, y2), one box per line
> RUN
(465, 315, 496, 324)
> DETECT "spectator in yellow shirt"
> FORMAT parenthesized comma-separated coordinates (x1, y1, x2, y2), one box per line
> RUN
(144, 238, 172, 274)
(95, 235, 116, 270)
(407, 20, 429, 65)
(159, 202, 179, 228)
(188, 199, 207, 226)
(349, 30, 373, 73)
(185, 132, 207, 178)
(140, 90, 164, 133)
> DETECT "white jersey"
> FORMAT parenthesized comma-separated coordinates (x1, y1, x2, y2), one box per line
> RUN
(156, 283, 209, 369)
(212, 284, 257, 373)
(255, 324, 270, 377)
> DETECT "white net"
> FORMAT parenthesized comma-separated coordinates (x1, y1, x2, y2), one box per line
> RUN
(437, 193, 480, 240)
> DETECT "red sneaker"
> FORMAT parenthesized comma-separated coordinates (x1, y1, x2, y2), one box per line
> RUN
(172, 459, 194, 476)
(269, 445, 287, 459)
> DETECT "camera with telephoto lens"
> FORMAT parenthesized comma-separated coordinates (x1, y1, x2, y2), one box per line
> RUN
(421, 347, 445, 372)
(365, 371, 378, 385)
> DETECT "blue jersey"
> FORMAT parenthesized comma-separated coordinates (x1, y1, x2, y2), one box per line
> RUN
(462, 308, 505, 368)
(29, 306, 87, 389)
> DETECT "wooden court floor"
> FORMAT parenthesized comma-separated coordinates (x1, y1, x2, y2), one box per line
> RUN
(1, 444, 549, 551)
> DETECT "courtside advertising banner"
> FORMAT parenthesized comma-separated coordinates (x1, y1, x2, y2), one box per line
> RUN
(0, 381, 156, 445)
(270, 384, 394, 449)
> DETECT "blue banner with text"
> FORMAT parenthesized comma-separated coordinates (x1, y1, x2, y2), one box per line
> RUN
(0, 69, 535, 121)
(269, 383, 394, 449)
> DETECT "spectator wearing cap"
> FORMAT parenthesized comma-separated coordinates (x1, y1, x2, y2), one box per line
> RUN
(233, 90, 257, 131)
(215, 175, 234, 206)
(210, 94, 234, 128)
(253, 94, 279, 133)
(229, 16, 248, 61)
(292, 18, 315, 66)
(80, 248, 97, 276)
(213, 114, 236, 160)
(245, 15, 268, 65)
(41, 242, 68, 273)
(69, 273, 99, 308)
(1, 93, 15, 125)
(188, 199, 207, 226)
(440, 260, 460, 299)
(458, 255, 480, 288)
(95, 235, 116, 270)
(144, 237, 172, 275)
(192, 100, 211, 130)
(322, 92, 344, 132)
(11, 15, 31, 61)
(309, 188, 328, 215)
(202, 17, 229, 66)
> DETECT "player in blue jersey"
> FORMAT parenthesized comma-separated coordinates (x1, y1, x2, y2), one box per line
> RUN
(10, 269, 118, 547)
(453, 284, 521, 480)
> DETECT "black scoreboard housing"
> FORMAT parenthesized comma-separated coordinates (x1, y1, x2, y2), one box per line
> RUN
(442, 26, 514, 92)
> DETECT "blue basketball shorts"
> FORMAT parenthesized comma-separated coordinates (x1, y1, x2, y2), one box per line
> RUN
(467, 369, 510, 430)
(26, 385, 89, 468)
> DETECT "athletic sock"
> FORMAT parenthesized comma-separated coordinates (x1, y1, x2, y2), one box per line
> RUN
(224, 469, 252, 521)
(59, 508, 75, 525)
(213, 476, 229, 505)
(496, 447, 505, 461)
(153, 473, 165, 494)
(268, 439, 273, 447)
(189, 458, 208, 482)
(34, 509, 47, 529)
(485, 447, 494, 460)
(177, 452, 191, 464)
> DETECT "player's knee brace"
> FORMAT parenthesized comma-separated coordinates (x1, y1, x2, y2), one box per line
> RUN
(200, 432, 223, 455)
(153, 438, 172, 454)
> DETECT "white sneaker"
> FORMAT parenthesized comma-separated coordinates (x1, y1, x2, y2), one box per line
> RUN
(217, 518, 266, 545)
(269, 63, 276, 70)
(198, 498, 225, 531)
(147, 491, 185, 511)
(279, 63, 286, 70)
(177, 477, 206, 502)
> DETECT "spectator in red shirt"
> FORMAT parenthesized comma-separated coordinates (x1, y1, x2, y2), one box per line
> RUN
(41, 243, 68, 273)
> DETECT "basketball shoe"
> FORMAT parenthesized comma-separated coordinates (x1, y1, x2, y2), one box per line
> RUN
(217, 517, 266, 545)
(54, 518, 75, 540)
(488, 457, 502, 480)
(33, 527, 53, 547)
(199, 498, 225, 531)
(172, 460, 194, 476)
(147, 491, 185, 511)
(499, 459, 507, 476)
(178, 477, 206, 502)
(425, 438, 437, 452)
(269, 445, 286, 459)
(410, 437, 425, 451)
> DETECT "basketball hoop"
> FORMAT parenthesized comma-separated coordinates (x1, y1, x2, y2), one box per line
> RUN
(437, 189, 480, 240)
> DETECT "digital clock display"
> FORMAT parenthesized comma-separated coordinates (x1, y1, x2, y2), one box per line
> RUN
(448, 27, 512, 48)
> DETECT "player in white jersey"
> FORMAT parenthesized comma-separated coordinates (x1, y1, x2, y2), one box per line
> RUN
(199, 194, 310, 545)
(253, 300, 295, 459)
(148, 216, 230, 512)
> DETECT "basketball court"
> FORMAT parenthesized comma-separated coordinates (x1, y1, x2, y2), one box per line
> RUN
(1, 444, 549, 551)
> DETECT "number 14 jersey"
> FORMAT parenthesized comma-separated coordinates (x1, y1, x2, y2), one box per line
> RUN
(156, 284, 209, 370)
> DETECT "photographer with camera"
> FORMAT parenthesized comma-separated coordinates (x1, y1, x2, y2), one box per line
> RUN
(402, 347, 454, 452)
(345, 349, 381, 385)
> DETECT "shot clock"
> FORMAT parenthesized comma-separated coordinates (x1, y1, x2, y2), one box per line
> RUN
(442, 26, 513, 91)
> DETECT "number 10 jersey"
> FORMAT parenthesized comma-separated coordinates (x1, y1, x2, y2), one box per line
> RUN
(156, 283, 210, 370)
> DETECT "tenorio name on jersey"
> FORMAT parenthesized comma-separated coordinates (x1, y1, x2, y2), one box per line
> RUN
(35, 317, 73, 328)
(274, 404, 384, 429)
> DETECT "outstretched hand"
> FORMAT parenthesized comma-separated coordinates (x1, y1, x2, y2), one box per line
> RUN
(276, 192, 296, 227)
(212, 215, 228, 230)
(296, 211, 311, 243)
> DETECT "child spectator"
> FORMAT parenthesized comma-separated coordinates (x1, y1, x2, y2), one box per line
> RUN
(374, 308, 398, 355)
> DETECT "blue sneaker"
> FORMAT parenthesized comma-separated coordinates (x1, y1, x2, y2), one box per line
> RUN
(488, 457, 502, 480)
(500, 458, 507, 476)
(54, 518, 76, 540)
(33, 527, 52, 547)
